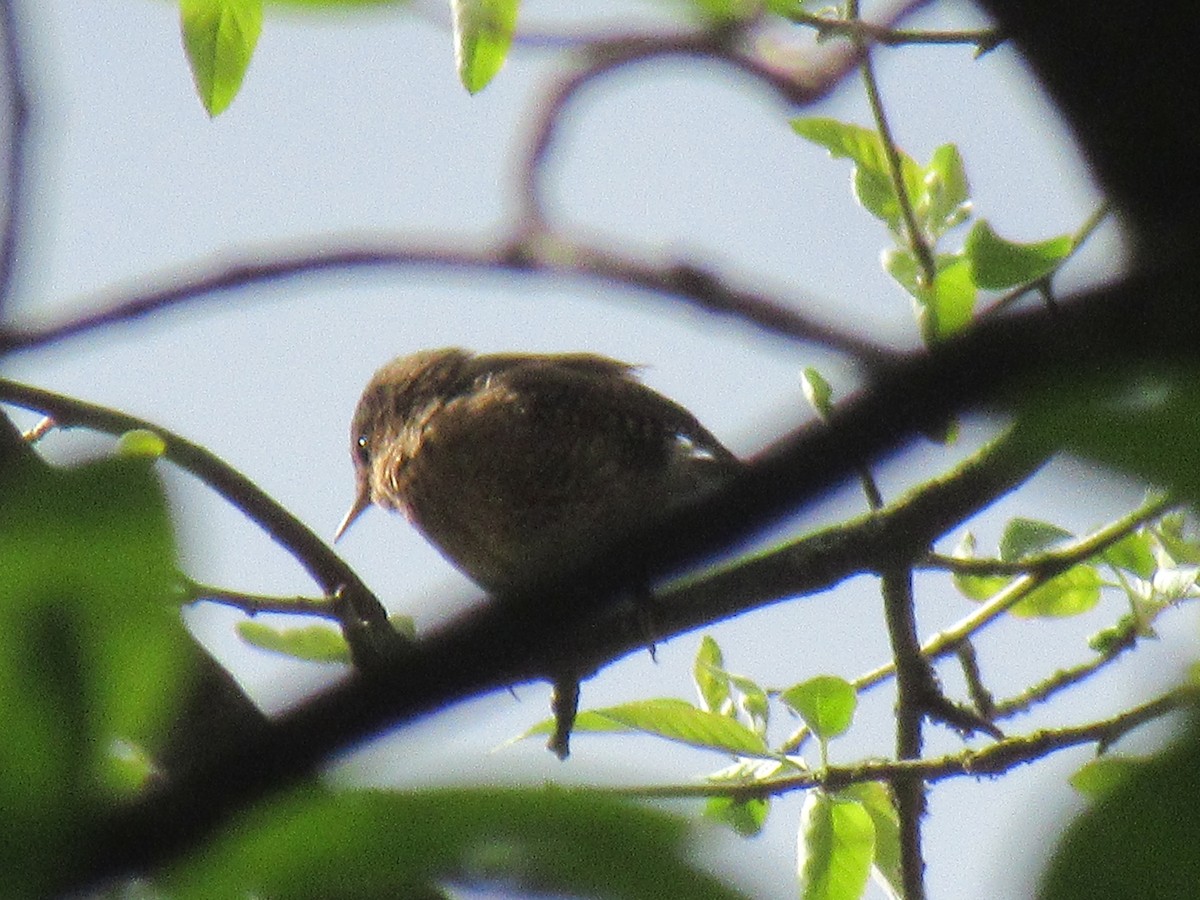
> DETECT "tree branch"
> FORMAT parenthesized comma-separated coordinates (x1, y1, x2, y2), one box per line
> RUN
(0, 236, 893, 366)
(0, 380, 397, 666)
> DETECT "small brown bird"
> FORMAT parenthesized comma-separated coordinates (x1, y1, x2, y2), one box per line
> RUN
(335, 348, 742, 594)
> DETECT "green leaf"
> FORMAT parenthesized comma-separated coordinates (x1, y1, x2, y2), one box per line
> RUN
(1010, 564, 1102, 618)
(791, 117, 922, 234)
(180, 0, 263, 116)
(1101, 530, 1156, 578)
(964, 220, 1072, 290)
(704, 796, 770, 837)
(1155, 513, 1200, 565)
(1000, 518, 1074, 561)
(0, 453, 187, 895)
(1041, 714, 1200, 900)
(236, 621, 351, 664)
(780, 676, 857, 742)
(452, 0, 519, 94)
(839, 782, 901, 899)
(164, 786, 751, 899)
(801, 368, 835, 420)
(919, 143, 972, 238)
(116, 428, 167, 459)
(1069, 756, 1147, 801)
(798, 791, 875, 900)
(523, 699, 772, 757)
(950, 532, 1011, 601)
(694, 635, 731, 714)
(728, 671, 771, 736)
(885, 250, 978, 342)
(919, 254, 978, 342)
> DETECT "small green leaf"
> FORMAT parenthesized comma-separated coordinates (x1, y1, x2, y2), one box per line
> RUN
(694, 635, 731, 715)
(780, 676, 857, 741)
(236, 621, 351, 664)
(798, 791, 875, 900)
(1155, 513, 1200, 565)
(452, 0, 519, 93)
(704, 796, 770, 837)
(950, 532, 1011, 600)
(1010, 565, 1102, 618)
(791, 117, 921, 233)
(920, 143, 972, 238)
(728, 671, 770, 736)
(1000, 518, 1074, 561)
(964, 220, 1072, 289)
(522, 699, 772, 757)
(801, 368, 834, 420)
(1069, 756, 1147, 801)
(917, 254, 977, 342)
(180, 0, 263, 116)
(1102, 530, 1157, 578)
(116, 429, 167, 459)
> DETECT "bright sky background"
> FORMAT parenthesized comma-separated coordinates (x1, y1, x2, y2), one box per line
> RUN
(3, 2, 1195, 898)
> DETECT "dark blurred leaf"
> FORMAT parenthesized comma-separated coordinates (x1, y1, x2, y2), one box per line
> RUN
(1017, 364, 1200, 507)
(1041, 714, 1200, 899)
(0, 451, 186, 895)
(164, 786, 751, 899)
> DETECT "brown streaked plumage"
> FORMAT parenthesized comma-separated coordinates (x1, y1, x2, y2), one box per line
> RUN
(336, 348, 741, 593)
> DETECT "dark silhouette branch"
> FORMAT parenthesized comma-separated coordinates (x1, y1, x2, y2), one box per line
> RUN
(0, 236, 894, 366)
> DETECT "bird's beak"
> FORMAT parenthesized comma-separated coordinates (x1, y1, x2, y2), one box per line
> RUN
(334, 481, 371, 542)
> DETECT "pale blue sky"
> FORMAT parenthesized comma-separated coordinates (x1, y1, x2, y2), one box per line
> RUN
(2, 2, 1188, 898)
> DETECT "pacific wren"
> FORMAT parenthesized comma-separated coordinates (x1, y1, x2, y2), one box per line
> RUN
(336, 348, 742, 593)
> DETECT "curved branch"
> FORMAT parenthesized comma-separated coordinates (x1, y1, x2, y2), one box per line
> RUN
(0, 379, 397, 664)
(516, 26, 858, 225)
(0, 236, 895, 365)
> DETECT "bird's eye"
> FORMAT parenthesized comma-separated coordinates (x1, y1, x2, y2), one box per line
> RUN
(354, 434, 370, 464)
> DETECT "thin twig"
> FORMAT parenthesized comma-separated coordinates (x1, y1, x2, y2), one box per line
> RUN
(617, 686, 1192, 801)
(855, 494, 1175, 692)
(789, 11, 1004, 53)
(182, 578, 343, 621)
(515, 25, 859, 225)
(0, 379, 399, 666)
(849, 0, 936, 291)
(0, 237, 896, 366)
(0, 0, 32, 318)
